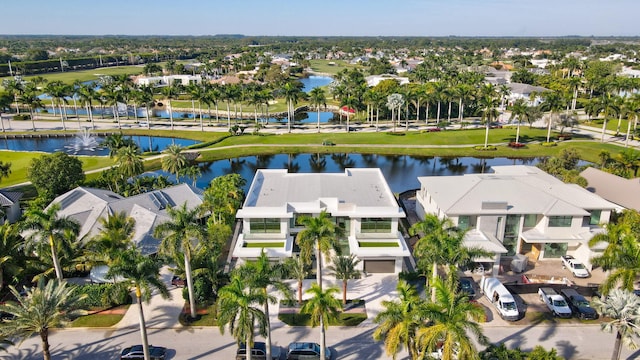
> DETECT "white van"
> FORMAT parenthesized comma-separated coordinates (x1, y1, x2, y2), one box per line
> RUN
(480, 276, 520, 321)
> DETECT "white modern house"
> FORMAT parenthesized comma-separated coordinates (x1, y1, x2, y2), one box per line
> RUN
(233, 168, 411, 273)
(505, 83, 549, 107)
(48, 184, 204, 254)
(135, 74, 202, 87)
(415, 165, 617, 275)
(365, 74, 410, 87)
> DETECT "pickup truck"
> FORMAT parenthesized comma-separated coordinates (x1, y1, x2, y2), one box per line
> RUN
(560, 288, 598, 320)
(538, 287, 572, 318)
(561, 255, 590, 278)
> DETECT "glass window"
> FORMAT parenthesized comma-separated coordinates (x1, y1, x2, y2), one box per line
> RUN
(360, 218, 392, 233)
(457, 216, 470, 230)
(543, 242, 568, 258)
(523, 214, 537, 227)
(589, 210, 601, 225)
(249, 218, 280, 233)
(292, 213, 311, 227)
(548, 216, 572, 227)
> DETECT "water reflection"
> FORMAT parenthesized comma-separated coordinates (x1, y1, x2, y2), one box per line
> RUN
(167, 153, 548, 193)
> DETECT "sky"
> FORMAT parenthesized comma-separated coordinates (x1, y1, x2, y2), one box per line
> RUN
(1, 0, 638, 37)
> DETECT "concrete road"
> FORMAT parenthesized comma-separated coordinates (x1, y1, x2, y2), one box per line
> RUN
(2, 322, 638, 360)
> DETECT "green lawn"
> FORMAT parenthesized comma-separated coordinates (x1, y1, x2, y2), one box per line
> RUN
(583, 118, 637, 134)
(179, 304, 217, 326)
(308, 60, 363, 75)
(243, 242, 285, 248)
(358, 241, 399, 247)
(0, 65, 144, 86)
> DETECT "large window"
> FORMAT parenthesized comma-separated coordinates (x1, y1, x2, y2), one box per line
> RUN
(332, 216, 351, 237)
(543, 242, 568, 258)
(548, 216, 572, 228)
(291, 213, 311, 227)
(249, 218, 280, 233)
(503, 215, 521, 256)
(589, 210, 601, 225)
(523, 214, 537, 228)
(360, 218, 392, 233)
(457, 216, 470, 231)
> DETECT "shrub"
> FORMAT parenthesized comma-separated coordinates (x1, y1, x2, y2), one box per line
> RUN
(474, 145, 497, 151)
(386, 132, 406, 136)
(182, 276, 215, 306)
(508, 142, 526, 148)
(13, 114, 31, 120)
(399, 270, 423, 282)
(541, 142, 557, 147)
(322, 140, 335, 146)
(72, 283, 131, 309)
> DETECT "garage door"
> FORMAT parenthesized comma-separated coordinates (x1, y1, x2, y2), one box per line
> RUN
(364, 260, 395, 273)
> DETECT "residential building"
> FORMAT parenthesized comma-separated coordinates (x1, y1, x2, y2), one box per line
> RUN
(415, 165, 616, 274)
(580, 167, 640, 211)
(365, 74, 410, 87)
(233, 169, 410, 273)
(505, 83, 548, 107)
(48, 184, 204, 254)
(135, 74, 202, 87)
(0, 189, 22, 224)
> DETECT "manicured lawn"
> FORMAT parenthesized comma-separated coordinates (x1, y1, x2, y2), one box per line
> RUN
(243, 242, 285, 248)
(278, 299, 367, 327)
(583, 118, 636, 134)
(358, 241, 399, 247)
(70, 305, 130, 328)
(0, 65, 144, 85)
(308, 60, 363, 75)
(179, 304, 217, 326)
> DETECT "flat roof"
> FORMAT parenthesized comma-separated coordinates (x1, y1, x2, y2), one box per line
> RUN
(241, 168, 404, 216)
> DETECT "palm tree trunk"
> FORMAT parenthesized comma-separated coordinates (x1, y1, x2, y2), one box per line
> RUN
(516, 120, 521, 144)
(136, 288, 151, 360)
(199, 101, 204, 131)
(319, 316, 326, 360)
(616, 115, 622, 135)
(297, 280, 303, 305)
(226, 101, 231, 128)
(168, 99, 174, 130)
(436, 102, 441, 124)
(246, 339, 253, 360)
(185, 256, 197, 319)
(30, 108, 36, 131)
(59, 104, 66, 131)
(601, 119, 608, 142)
(317, 109, 321, 133)
(431, 261, 438, 302)
(342, 280, 347, 305)
(316, 242, 323, 290)
(546, 115, 553, 143)
(146, 105, 151, 130)
(612, 330, 622, 360)
(49, 235, 63, 281)
(264, 292, 272, 360)
(484, 123, 490, 148)
(40, 330, 51, 360)
(625, 119, 632, 148)
(287, 100, 292, 133)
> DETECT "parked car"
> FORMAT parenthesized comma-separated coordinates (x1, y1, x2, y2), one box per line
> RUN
(561, 255, 590, 278)
(120, 345, 166, 360)
(171, 276, 185, 287)
(286, 342, 331, 360)
(538, 287, 572, 318)
(236, 342, 281, 360)
(458, 278, 476, 298)
(560, 288, 598, 320)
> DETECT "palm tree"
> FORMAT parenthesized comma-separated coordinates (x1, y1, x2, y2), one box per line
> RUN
(373, 281, 426, 360)
(596, 93, 620, 143)
(508, 98, 528, 144)
(114, 144, 144, 185)
(235, 250, 292, 360)
(45, 81, 71, 130)
(0, 222, 24, 292)
(22, 203, 80, 281)
(540, 91, 566, 143)
(296, 210, 344, 290)
(410, 213, 491, 302)
(153, 202, 206, 319)
(285, 254, 311, 305)
(217, 276, 268, 360)
(162, 83, 182, 130)
(588, 222, 640, 295)
(108, 249, 170, 360)
(0, 279, 87, 360)
(309, 87, 327, 133)
(282, 81, 304, 133)
(84, 211, 135, 266)
(387, 93, 405, 132)
(137, 85, 155, 129)
(76, 83, 97, 129)
(478, 86, 499, 148)
(301, 283, 343, 360)
(161, 144, 187, 183)
(592, 288, 640, 360)
(19, 85, 42, 131)
(328, 254, 361, 305)
(2, 78, 24, 115)
(416, 278, 488, 360)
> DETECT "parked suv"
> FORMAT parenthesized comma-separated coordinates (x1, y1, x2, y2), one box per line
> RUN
(560, 288, 598, 320)
(286, 342, 331, 360)
(236, 342, 281, 360)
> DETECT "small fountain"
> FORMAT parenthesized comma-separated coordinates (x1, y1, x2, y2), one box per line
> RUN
(64, 128, 101, 154)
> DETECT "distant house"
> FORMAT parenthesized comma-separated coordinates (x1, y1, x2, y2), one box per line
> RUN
(505, 83, 549, 106)
(233, 169, 411, 273)
(0, 189, 23, 224)
(580, 167, 640, 211)
(48, 184, 204, 254)
(135, 75, 202, 87)
(365, 74, 410, 87)
(415, 165, 616, 274)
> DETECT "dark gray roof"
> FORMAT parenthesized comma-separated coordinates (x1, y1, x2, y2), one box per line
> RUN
(0, 190, 23, 206)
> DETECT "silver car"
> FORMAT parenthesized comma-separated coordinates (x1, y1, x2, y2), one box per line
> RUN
(286, 342, 331, 360)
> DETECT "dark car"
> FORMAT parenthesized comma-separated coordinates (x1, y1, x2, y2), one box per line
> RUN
(286, 342, 331, 360)
(236, 341, 282, 360)
(458, 278, 476, 298)
(171, 276, 185, 287)
(560, 288, 598, 320)
(120, 345, 167, 360)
